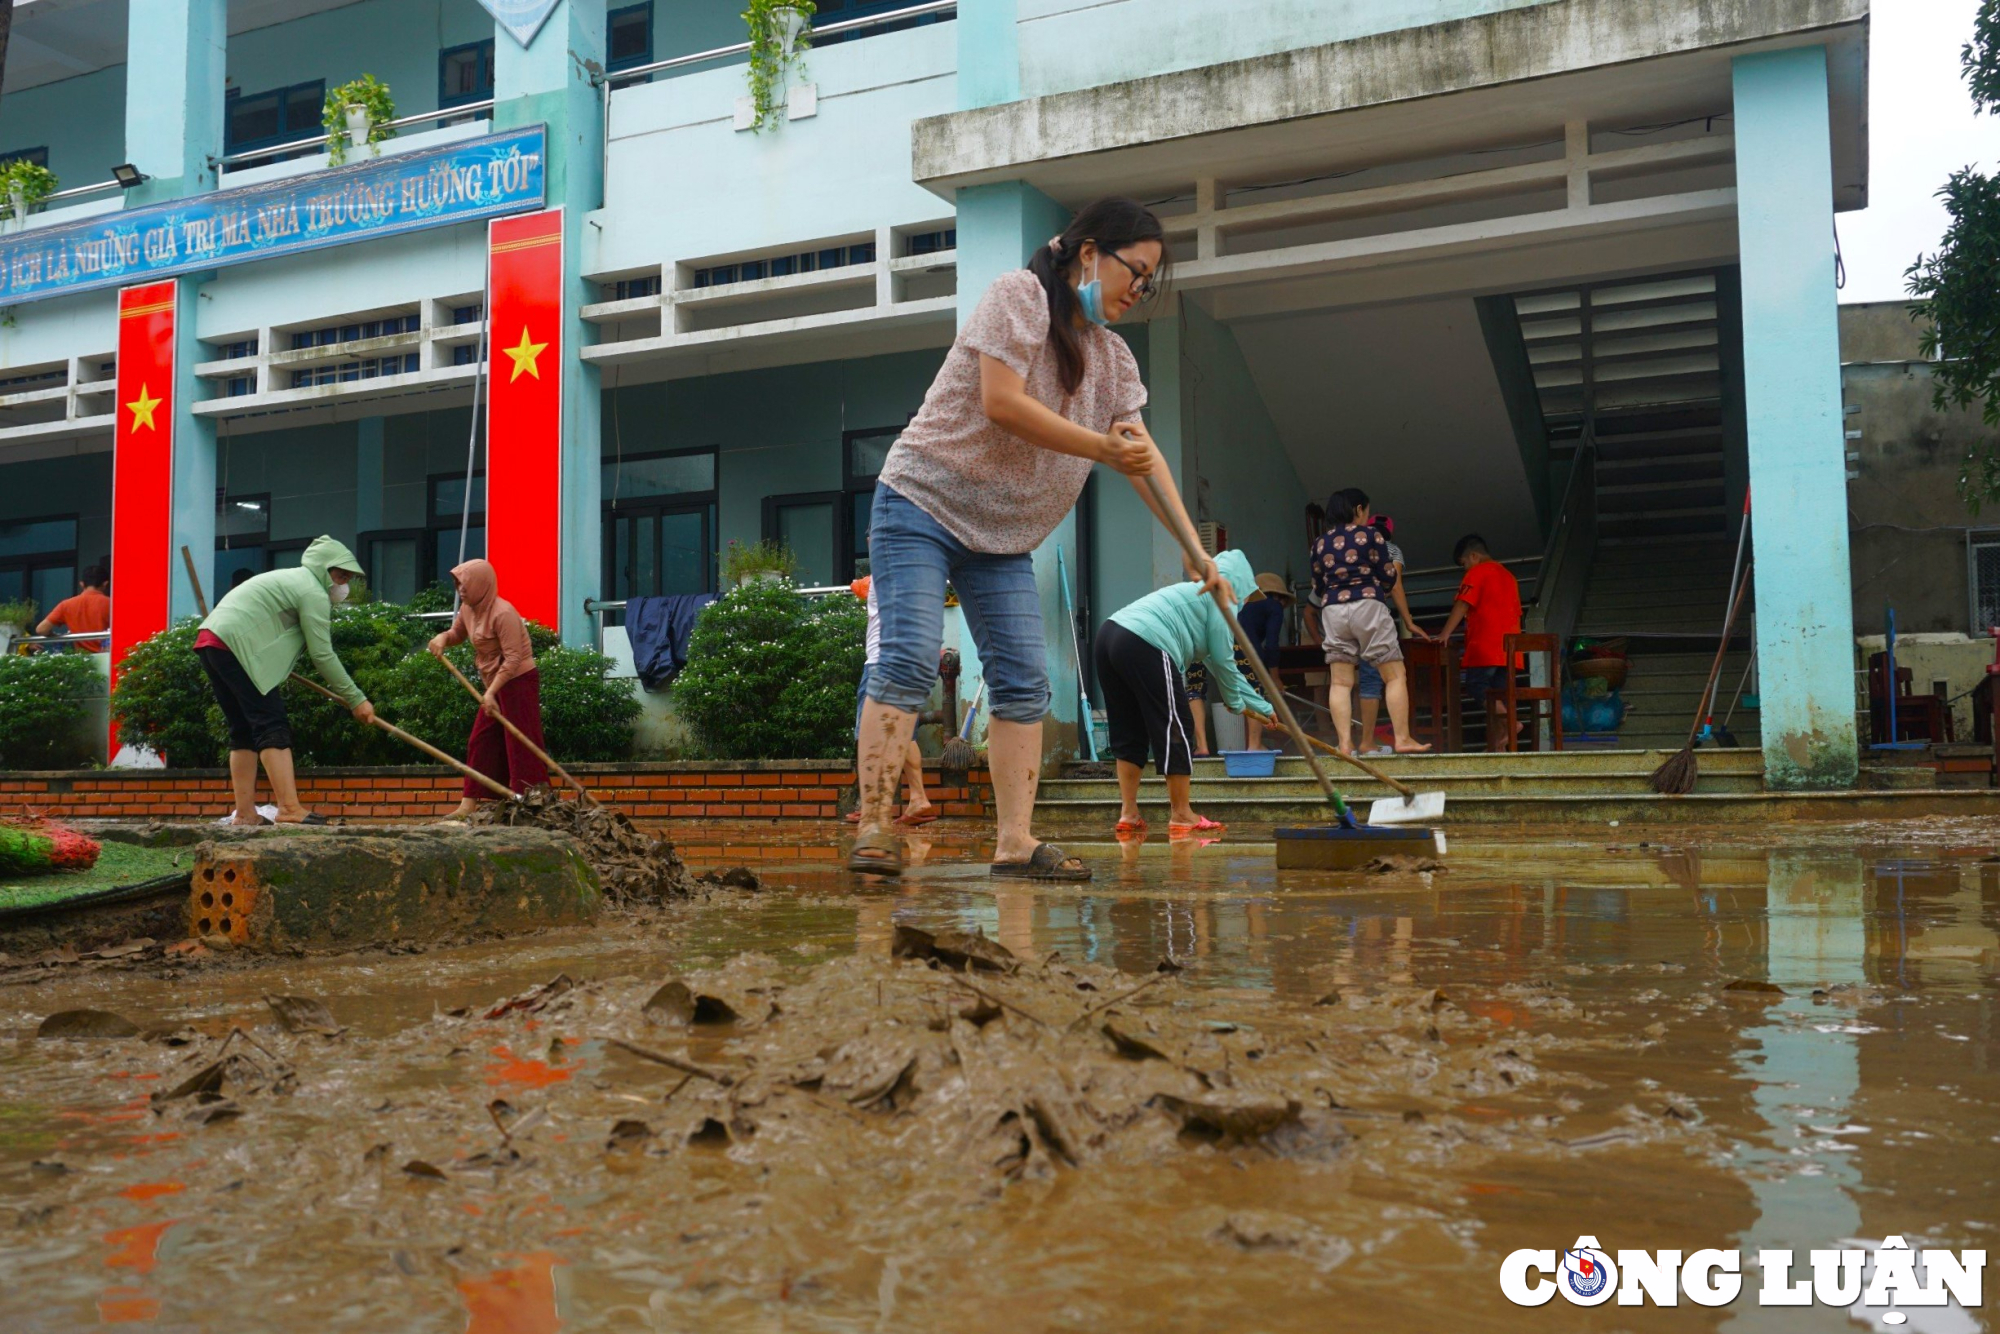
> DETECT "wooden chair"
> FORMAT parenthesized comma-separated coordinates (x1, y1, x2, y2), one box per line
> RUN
(1400, 636, 1461, 752)
(1867, 653, 1953, 744)
(1485, 633, 1563, 753)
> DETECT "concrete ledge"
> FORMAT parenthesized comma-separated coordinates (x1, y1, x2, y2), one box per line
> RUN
(914, 0, 1867, 192)
(189, 826, 601, 950)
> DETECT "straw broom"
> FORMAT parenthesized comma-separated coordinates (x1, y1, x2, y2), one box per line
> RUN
(1649, 561, 1754, 796)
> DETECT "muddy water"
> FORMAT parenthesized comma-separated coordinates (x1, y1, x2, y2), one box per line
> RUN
(2, 820, 1996, 1332)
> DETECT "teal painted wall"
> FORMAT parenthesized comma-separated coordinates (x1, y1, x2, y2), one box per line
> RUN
(651, 1, 744, 61)
(0, 453, 113, 572)
(1174, 300, 1308, 587)
(600, 350, 945, 554)
(594, 22, 955, 271)
(0, 66, 127, 189)
(225, 0, 492, 120)
(1016, 0, 1561, 99)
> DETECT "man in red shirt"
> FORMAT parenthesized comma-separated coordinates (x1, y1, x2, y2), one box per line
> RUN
(35, 563, 110, 653)
(1436, 534, 1521, 731)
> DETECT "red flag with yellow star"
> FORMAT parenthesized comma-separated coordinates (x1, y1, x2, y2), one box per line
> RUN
(109, 280, 178, 693)
(484, 209, 564, 627)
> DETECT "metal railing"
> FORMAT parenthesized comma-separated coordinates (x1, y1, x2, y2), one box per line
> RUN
(597, 0, 956, 87)
(39, 179, 122, 204)
(1523, 434, 1598, 644)
(10, 630, 110, 648)
(582, 588, 851, 655)
(215, 100, 498, 170)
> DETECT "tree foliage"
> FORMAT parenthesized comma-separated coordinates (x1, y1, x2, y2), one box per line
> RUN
(1907, 0, 2000, 509)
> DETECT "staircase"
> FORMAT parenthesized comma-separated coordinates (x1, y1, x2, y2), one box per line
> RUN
(1036, 749, 1768, 828)
(1512, 270, 1756, 751)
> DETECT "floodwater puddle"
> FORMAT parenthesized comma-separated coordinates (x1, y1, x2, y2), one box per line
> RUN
(1, 819, 1996, 1330)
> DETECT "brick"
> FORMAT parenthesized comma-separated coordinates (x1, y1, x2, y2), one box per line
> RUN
(780, 803, 822, 818)
(742, 773, 783, 787)
(707, 774, 743, 787)
(703, 803, 741, 816)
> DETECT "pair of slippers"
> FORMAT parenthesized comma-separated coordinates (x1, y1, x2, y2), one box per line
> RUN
(847, 832, 1089, 881)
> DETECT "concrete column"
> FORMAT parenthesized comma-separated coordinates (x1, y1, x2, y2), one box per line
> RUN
(123, 0, 225, 204)
(493, 0, 606, 645)
(957, 0, 1020, 110)
(1731, 47, 1858, 789)
(121, 0, 225, 619)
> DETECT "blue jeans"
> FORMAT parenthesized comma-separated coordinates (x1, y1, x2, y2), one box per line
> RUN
(855, 662, 873, 743)
(866, 484, 1050, 724)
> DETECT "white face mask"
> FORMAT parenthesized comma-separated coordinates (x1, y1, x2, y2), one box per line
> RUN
(329, 580, 350, 604)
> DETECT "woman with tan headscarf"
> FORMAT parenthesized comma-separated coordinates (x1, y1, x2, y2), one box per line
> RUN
(427, 559, 548, 817)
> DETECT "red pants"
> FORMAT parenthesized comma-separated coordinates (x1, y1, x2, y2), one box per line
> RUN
(464, 669, 550, 797)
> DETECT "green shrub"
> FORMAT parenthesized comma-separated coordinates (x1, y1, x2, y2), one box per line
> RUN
(672, 582, 864, 759)
(114, 607, 638, 769)
(0, 654, 102, 769)
(379, 623, 638, 763)
(406, 580, 457, 614)
(112, 619, 224, 767)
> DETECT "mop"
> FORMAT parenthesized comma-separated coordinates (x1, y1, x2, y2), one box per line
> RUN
(1139, 476, 1442, 869)
(1279, 690, 1447, 826)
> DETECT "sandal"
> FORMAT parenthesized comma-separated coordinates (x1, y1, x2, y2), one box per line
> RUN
(1168, 816, 1226, 837)
(846, 827, 903, 877)
(1114, 817, 1147, 834)
(895, 808, 939, 828)
(990, 843, 1091, 881)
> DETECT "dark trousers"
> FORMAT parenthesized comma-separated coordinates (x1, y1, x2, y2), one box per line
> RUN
(1094, 620, 1197, 777)
(465, 670, 550, 797)
(198, 645, 292, 751)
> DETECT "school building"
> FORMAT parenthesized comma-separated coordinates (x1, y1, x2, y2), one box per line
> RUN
(0, 0, 1876, 786)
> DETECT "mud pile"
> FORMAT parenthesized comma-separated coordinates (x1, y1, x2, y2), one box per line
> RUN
(464, 784, 695, 901)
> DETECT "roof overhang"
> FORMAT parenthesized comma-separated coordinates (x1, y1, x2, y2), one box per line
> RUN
(914, 0, 1870, 214)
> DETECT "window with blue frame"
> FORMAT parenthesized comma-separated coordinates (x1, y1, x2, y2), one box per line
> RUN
(813, 0, 951, 45)
(225, 80, 327, 156)
(439, 39, 495, 111)
(607, 4, 653, 83)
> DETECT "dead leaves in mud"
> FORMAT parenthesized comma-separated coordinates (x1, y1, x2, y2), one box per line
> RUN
(265, 994, 344, 1037)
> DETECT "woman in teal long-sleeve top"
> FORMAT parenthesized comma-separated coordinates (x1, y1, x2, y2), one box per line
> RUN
(196, 535, 376, 825)
(1093, 549, 1274, 836)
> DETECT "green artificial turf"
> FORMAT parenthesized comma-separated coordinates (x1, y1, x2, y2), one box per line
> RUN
(0, 841, 188, 912)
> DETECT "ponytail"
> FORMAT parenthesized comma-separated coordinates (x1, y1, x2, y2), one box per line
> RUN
(1026, 197, 1170, 396)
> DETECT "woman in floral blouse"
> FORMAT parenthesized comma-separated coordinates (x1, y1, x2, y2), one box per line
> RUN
(1310, 490, 1431, 757)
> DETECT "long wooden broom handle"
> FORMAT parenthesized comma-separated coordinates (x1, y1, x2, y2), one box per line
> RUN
(289, 672, 515, 801)
(1294, 727, 1418, 800)
(434, 650, 599, 807)
(1140, 473, 1348, 816)
(1684, 560, 1755, 750)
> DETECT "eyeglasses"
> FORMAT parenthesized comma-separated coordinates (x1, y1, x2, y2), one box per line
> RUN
(1096, 245, 1157, 299)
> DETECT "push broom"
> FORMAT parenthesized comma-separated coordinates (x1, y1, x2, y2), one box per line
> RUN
(1138, 475, 1361, 833)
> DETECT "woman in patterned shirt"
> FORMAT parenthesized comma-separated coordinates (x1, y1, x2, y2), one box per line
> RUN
(1310, 491, 1431, 757)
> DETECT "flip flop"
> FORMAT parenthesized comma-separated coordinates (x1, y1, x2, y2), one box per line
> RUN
(846, 827, 903, 877)
(1168, 816, 1226, 837)
(990, 843, 1091, 881)
(895, 808, 939, 827)
(1114, 818, 1148, 834)
(276, 812, 330, 827)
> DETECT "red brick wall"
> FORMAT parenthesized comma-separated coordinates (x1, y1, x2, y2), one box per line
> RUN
(0, 762, 992, 824)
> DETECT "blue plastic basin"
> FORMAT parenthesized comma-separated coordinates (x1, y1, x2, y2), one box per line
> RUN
(1220, 749, 1278, 778)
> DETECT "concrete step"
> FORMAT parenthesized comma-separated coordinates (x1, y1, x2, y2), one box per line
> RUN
(1598, 484, 1727, 512)
(1152, 749, 1765, 780)
(1041, 767, 1767, 807)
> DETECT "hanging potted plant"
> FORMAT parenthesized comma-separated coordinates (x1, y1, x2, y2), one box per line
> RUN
(321, 75, 397, 166)
(0, 160, 58, 227)
(741, 0, 814, 132)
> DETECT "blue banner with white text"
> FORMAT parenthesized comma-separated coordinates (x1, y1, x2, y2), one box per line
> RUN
(0, 124, 547, 305)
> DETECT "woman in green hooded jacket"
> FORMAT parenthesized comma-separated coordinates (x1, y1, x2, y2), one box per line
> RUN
(1093, 549, 1275, 837)
(195, 535, 376, 825)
